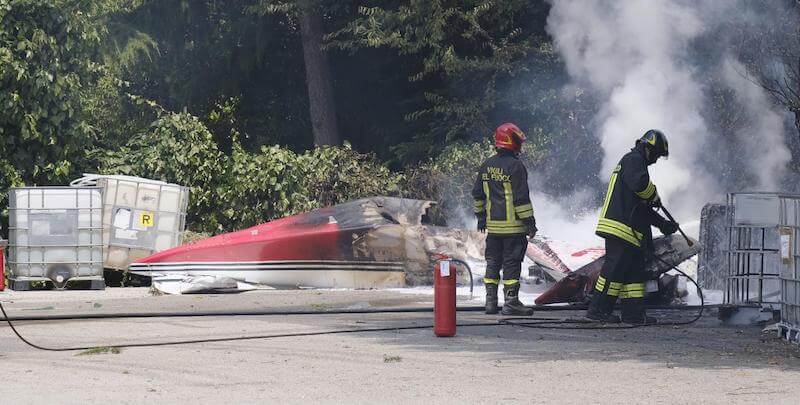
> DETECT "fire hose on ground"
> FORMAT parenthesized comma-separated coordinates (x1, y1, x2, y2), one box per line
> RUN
(0, 254, 707, 351)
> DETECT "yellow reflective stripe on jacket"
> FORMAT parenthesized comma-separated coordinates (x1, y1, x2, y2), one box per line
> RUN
(482, 181, 491, 217)
(598, 218, 643, 240)
(596, 218, 643, 247)
(486, 224, 527, 234)
(486, 219, 526, 234)
(514, 203, 534, 219)
(474, 199, 485, 214)
(503, 182, 515, 221)
(600, 166, 620, 218)
(596, 224, 641, 247)
(502, 279, 519, 285)
(635, 181, 656, 200)
(483, 277, 499, 285)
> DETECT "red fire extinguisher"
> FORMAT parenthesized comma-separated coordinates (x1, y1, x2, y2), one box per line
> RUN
(434, 259, 456, 337)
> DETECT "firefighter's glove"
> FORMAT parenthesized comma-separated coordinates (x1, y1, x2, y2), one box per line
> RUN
(658, 221, 679, 236)
(526, 223, 538, 239)
(477, 216, 486, 233)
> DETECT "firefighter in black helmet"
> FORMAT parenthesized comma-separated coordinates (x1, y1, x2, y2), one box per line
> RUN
(472, 123, 537, 316)
(586, 129, 679, 324)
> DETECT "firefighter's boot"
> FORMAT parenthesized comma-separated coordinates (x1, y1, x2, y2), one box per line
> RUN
(501, 283, 533, 316)
(621, 298, 657, 325)
(585, 292, 621, 323)
(485, 283, 499, 314)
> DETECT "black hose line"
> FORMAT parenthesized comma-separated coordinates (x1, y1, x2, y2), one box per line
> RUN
(1, 283, 706, 352)
(447, 258, 474, 298)
(0, 298, 509, 352)
(0, 301, 714, 322)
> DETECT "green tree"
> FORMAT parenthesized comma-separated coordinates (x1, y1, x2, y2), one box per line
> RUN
(114, 0, 316, 151)
(329, 1, 556, 159)
(0, 0, 106, 184)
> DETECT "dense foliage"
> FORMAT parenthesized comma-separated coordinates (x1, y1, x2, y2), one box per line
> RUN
(0, 0, 100, 184)
(98, 109, 404, 232)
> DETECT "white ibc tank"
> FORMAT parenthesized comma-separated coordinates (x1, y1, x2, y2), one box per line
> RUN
(71, 174, 190, 270)
(8, 187, 104, 288)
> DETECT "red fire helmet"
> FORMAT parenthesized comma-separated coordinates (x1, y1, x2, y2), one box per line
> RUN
(494, 123, 526, 153)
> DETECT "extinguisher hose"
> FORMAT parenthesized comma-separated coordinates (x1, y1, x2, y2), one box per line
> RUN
(447, 258, 474, 298)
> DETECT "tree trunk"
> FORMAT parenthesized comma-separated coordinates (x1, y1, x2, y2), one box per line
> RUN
(298, 4, 340, 146)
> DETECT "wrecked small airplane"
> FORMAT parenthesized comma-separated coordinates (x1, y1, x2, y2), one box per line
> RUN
(131, 197, 495, 293)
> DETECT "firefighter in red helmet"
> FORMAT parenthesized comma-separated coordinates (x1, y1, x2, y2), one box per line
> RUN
(472, 123, 537, 316)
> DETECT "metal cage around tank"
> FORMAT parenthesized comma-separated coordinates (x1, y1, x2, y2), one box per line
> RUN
(71, 174, 190, 271)
(723, 192, 800, 342)
(776, 196, 800, 342)
(7, 187, 105, 290)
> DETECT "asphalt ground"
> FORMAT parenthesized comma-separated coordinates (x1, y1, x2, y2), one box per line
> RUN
(1, 288, 799, 404)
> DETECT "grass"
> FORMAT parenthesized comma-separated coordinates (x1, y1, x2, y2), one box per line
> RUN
(76, 346, 122, 356)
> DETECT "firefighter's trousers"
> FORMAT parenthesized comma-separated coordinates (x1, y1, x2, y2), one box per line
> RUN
(594, 237, 648, 301)
(483, 234, 527, 286)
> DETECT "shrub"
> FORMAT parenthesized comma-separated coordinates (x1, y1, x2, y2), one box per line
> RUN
(300, 145, 403, 208)
(100, 111, 404, 233)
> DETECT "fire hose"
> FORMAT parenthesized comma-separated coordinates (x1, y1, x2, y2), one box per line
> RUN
(0, 302, 708, 352)
(0, 257, 706, 352)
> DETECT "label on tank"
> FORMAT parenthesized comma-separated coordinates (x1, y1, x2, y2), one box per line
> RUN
(440, 260, 450, 277)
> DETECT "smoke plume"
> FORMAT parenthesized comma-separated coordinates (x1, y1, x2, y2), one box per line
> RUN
(545, 0, 795, 219)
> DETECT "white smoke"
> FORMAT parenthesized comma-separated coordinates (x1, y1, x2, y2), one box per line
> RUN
(721, 58, 792, 190)
(530, 189, 601, 247)
(546, 0, 794, 219)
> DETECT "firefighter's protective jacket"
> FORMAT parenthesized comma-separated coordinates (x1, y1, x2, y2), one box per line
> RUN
(596, 144, 666, 248)
(472, 150, 535, 235)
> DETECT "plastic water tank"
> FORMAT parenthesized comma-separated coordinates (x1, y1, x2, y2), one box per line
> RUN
(71, 174, 189, 270)
(7, 187, 104, 289)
